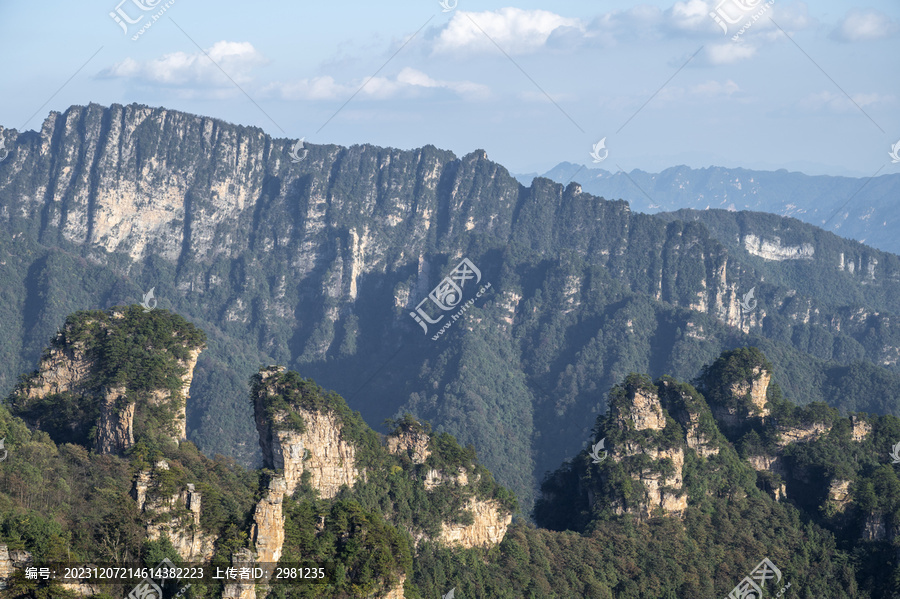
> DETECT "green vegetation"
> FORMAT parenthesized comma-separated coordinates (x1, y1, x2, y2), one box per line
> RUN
(6, 306, 206, 450)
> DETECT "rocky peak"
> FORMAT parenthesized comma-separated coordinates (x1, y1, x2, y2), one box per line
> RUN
(8, 306, 205, 454)
(253, 367, 361, 497)
(387, 430, 431, 464)
(701, 348, 773, 433)
(729, 365, 771, 418)
(611, 376, 666, 431)
(657, 379, 720, 458)
(601, 377, 688, 519)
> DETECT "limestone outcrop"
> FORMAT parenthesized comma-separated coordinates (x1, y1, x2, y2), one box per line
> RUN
(604, 379, 688, 518)
(251, 476, 287, 565)
(132, 460, 214, 561)
(850, 415, 871, 441)
(619, 386, 666, 431)
(613, 442, 688, 518)
(828, 479, 852, 512)
(0, 545, 31, 590)
(439, 499, 512, 548)
(9, 311, 204, 454)
(253, 366, 360, 498)
(708, 365, 772, 432)
(743, 234, 814, 261)
(387, 430, 431, 464)
(774, 422, 828, 447)
(222, 548, 257, 599)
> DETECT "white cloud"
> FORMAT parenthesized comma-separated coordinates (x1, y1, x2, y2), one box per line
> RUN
(799, 90, 895, 112)
(705, 42, 757, 64)
(262, 68, 489, 101)
(831, 9, 899, 42)
(665, 1, 813, 38)
(434, 8, 583, 55)
(668, 0, 716, 32)
(99, 41, 267, 87)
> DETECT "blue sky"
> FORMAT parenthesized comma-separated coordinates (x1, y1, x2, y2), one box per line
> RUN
(1, 0, 898, 177)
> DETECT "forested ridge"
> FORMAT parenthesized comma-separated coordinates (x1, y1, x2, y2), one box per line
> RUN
(3, 105, 900, 516)
(1, 311, 899, 597)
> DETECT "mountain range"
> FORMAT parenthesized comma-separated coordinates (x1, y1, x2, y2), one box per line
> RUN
(1, 103, 900, 596)
(515, 162, 900, 255)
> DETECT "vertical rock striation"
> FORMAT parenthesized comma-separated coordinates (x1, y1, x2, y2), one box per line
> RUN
(253, 366, 360, 497)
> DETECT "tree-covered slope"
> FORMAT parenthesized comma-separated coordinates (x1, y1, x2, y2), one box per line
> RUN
(3, 104, 900, 514)
(3, 314, 899, 597)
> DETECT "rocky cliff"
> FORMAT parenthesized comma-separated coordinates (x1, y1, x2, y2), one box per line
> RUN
(253, 366, 360, 498)
(250, 476, 287, 566)
(132, 460, 214, 561)
(438, 499, 512, 548)
(7, 307, 205, 454)
(5, 103, 900, 514)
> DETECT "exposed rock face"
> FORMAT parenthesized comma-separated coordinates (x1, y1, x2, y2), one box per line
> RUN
(775, 422, 828, 447)
(729, 366, 771, 417)
(657, 381, 719, 458)
(13, 333, 92, 400)
(747, 453, 784, 475)
(95, 385, 136, 454)
(743, 234, 814, 261)
(828, 479, 852, 512)
(851, 415, 871, 441)
(254, 367, 360, 498)
(606, 382, 687, 518)
(439, 499, 512, 548)
(0, 545, 32, 590)
(424, 467, 471, 491)
(387, 431, 430, 464)
(251, 476, 287, 565)
(222, 548, 257, 599)
(615, 444, 688, 518)
(11, 317, 202, 454)
(683, 412, 719, 458)
(132, 461, 214, 561)
(863, 512, 887, 541)
(710, 365, 771, 431)
(619, 386, 666, 431)
(381, 575, 407, 599)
